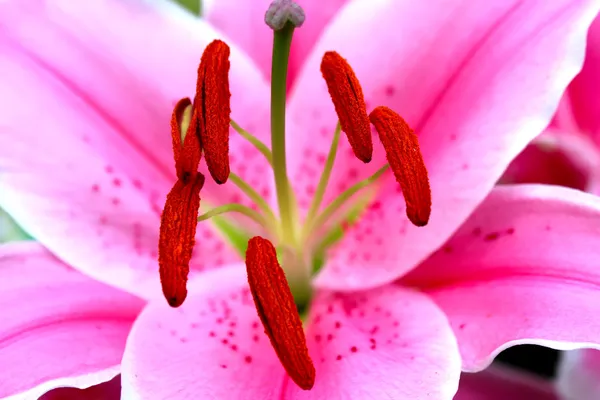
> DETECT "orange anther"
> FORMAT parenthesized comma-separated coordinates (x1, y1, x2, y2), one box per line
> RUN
(195, 40, 231, 184)
(158, 174, 205, 307)
(245, 236, 315, 390)
(369, 106, 431, 226)
(321, 51, 372, 163)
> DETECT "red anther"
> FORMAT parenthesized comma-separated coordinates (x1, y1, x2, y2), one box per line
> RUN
(158, 173, 205, 307)
(245, 236, 315, 390)
(369, 106, 431, 227)
(320, 51, 373, 163)
(170, 97, 202, 182)
(195, 40, 231, 184)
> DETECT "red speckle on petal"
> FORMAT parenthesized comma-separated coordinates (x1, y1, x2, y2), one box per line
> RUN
(385, 85, 395, 97)
(484, 232, 500, 241)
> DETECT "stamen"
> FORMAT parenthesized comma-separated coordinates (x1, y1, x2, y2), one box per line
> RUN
(171, 97, 201, 183)
(195, 40, 231, 185)
(197, 203, 270, 232)
(245, 236, 315, 390)
(320, 51, 373, 163)
(369, 106, 431, 227)
(305, 165, 387, 238)
(305, 122, 341, 227)
(228, 173, 278, 225)
(230, 120, 273, 166)
(159, 174, 205, 308)
(159, 100, 207, 307)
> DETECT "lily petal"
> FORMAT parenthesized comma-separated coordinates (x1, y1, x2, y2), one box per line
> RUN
(204, 0, 349, 86)
(456, 366, 558, 400)
(557, 349, 600, 400)
(566, 14, 600, 139)
(285, 0, 600, 291)
(500, 128, 600, 191)
(0, 242, 144, 399)
(288, 286, 460, 399)
(121, 265, 460, 399)
(121, 265, 288, 400)
(40, 376, 120, 400)
(402, 184, 600, 371)
(0, 0, 271, 298)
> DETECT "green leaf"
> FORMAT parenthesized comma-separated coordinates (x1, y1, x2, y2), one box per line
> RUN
(0, 209, 32, 243)
(171, 0, 202, 16)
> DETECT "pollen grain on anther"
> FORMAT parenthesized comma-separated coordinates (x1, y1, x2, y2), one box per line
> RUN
(320, 51, 372, 163)
(245, 236, 315, 390)
(369, 106, 431, 227)
(195, 39, 232, 185)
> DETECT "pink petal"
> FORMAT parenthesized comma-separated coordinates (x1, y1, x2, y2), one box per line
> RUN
(122, 265, 461, 399)
(456, 366, 558, 400)
(204, 0, 349, 86)
(287, 286, 460, 399)
(566, 14, 600, 140)
(0, 0, 272, 298)
(549, 91, 579, 132)
(500, 127, 600, 191)
(0, 242, 144, 399)
(557, 349, 600, 400)
(285, 0, 600, 291)
(40, 376, 121, 400)
(121, 265, 288, 399)
(402, 184, 600, 371)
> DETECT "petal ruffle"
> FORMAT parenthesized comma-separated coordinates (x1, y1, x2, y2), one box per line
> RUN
(0, 0, 272, 298)
(0, 242, 144, 399)
(403, 185, 600, 371)
(286, 0, 600, 291)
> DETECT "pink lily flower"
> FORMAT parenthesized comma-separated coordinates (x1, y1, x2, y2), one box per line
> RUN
(2, 0, 600, 398)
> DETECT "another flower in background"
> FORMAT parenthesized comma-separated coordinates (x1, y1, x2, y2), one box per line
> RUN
(0, 208, 30, 243)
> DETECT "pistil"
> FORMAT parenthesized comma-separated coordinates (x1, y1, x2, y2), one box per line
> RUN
(270, 22, 297, 246)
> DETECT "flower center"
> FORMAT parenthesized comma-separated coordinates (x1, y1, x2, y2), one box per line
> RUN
(158, 0, 431, 391)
